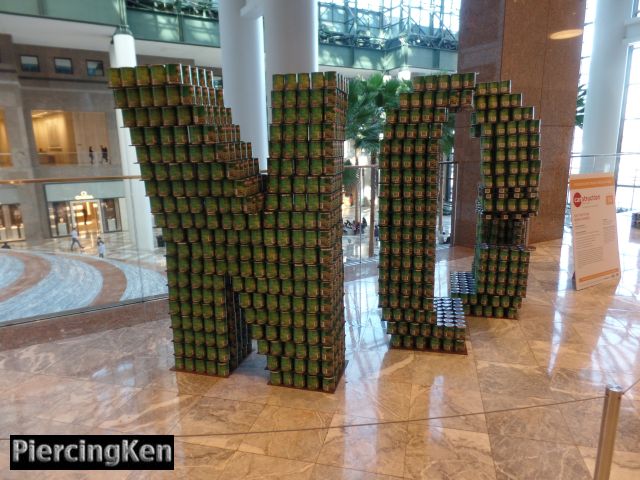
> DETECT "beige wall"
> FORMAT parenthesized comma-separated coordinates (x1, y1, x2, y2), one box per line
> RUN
(31, 111, 109, 165)
(72, 112, 110, 164)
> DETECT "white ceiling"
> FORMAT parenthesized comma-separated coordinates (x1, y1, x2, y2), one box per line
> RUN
(0, 13, 222, 67)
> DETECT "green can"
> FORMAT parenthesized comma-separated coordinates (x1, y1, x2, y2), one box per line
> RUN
(293, 373, 306, 389)
(269, 371, 282, 386)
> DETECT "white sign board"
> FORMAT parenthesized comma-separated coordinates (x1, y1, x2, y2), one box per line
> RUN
(569, 173, 620, 290)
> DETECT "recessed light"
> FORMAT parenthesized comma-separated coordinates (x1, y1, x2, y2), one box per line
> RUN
(549, 29, 583, 40)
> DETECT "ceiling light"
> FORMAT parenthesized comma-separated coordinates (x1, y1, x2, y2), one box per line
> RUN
(549, 29, 583, 40)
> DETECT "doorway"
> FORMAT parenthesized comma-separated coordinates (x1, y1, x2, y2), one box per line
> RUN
(71, 200, 101, 235)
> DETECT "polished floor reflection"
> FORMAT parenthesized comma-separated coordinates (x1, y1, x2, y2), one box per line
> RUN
(1, 215, 639, 479)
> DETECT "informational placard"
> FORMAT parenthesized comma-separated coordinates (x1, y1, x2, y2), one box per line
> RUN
(569, 173, 620, 290)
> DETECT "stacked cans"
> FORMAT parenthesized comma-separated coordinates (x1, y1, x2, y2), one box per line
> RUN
(450, 80, 541, 319)
(471, 81, 541, 217)
(387, 297, 467, 353)
(378, 73, 475, 353)
(450, 244, 531, 319)
(245, 72, 347, 392)
(475, 213, 527, 245)
(109, 64, 262, 376)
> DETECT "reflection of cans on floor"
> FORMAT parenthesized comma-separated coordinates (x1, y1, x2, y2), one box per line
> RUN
(633, 212, 640, 229)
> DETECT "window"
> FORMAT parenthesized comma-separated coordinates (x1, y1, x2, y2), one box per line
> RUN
(0, 110, 11, 167)
(20, 55, 39, 72)
(0, 203, 24, 241)
(571, 0, 597, 158)
(54, 57, 73, 74)
(86, 60, 104, 77)
(32, 110, 110, 165)
(617, 45, 640, 212)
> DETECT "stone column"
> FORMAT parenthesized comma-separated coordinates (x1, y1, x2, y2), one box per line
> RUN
(109, 31, 155, 251)
(452, 0, 586, 245)
(218, 0, 269, 170)
(581, 0, 634, 173)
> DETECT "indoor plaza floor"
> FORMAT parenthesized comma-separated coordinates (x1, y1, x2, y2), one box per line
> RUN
(1, 215, 639, 480)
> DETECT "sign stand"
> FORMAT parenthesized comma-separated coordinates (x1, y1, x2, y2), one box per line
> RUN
(569, 173, 620, 290)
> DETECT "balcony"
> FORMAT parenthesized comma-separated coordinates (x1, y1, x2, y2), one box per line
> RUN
(0, 0, 458, 70)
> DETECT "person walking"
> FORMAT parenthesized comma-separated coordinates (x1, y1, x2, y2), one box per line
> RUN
(361, 217, 367, 233)
(89, 146, 94, 165)
(100, 145, 109, 164)
(70, 227, 83, 251)
(97, 236, 106, 258)
(374, 224, 379, 242)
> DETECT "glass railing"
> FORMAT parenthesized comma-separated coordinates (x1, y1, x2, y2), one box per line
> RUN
(319, 0, 459, 50)
(36, 151, 118, 166)
(0, 0, 120, 25)
(0, 160, 458, 325)
(0, 175, 167, 327)
(569, 152, 640, 214)
(342, 161, 455, 266)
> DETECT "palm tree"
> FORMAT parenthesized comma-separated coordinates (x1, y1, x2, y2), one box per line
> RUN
(345, 73, 411, 255)
(575, 84, 586, 128)
(346, 73, 411, 156)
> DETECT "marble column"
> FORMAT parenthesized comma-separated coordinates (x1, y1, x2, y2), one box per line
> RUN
(581, 0, 634, 173)
(452, 0, 586, 246)
(218, 0, 269, 170)
(263, 0, 318, 95)
(109, 32, 155, 251)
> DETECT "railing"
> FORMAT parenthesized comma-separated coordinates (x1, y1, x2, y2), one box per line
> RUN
(35, 151, 117, 166)
(126, 0, 221, 46)
(0, 159, 458, 323)
(318, 0, 459, 51)
(0, 0, 121, 25)
(0, 175, 167, 327)
(342, 160, 455, 266)
(126, 0, 219, 19)
(568, 152, 640, 214)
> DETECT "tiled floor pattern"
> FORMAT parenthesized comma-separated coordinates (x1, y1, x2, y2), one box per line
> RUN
(0, 214, 639, 478)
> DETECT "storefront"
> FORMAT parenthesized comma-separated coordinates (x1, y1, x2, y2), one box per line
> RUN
(0, 186, 24, 242)
(45, 181, 126, 237)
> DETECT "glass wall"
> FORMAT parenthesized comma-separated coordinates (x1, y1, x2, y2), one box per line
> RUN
(0, 110, 11, 167)
(571, 0, 596, 156)
(45, 181, 127, 237)
(342, 164, 379, 264)
(319, 0, 460, 49)
(342, 159, 453, 265)
(101, 198, 122, 232)
(31, 110, 111, 165)
(0, 204, 24, 241)
(1, 177, 167, 326)
(571, 0, 640, 212)
(617, 45, 640, 211)
(48, 201, 73, 237)
(47, 198, 123, 237)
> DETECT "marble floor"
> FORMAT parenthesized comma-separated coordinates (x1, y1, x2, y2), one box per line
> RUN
(1, 214, 639, 479)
